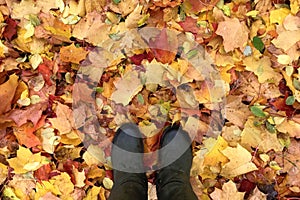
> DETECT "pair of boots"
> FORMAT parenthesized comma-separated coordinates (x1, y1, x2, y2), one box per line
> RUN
(108, 123, 198, 200)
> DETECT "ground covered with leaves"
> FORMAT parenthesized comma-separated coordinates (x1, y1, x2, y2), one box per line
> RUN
(0, 0, 299, 199)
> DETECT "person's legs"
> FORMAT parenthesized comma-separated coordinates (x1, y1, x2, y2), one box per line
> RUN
(156, 125, 198, 200)
(108, 123, 148, 200)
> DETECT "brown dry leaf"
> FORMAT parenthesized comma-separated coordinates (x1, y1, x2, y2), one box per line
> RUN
(276, 119, 300, 138)
(225, 95, 251, 128)
(271, 30, 300, 52)
(72, 12, 111, 46)
(275, 139, 300, 188)
(0, 74, 18, 115)
(49, 102, 74, 135)
(210, 180, 245, 200)
(216, 18, 249, 52)
(221, 125, 241, 147)
(248, 187, 267, 200)
(7, 174, 36, 199)
(109, 0, 138, 16)
(11, 0, 40, 19)
(283, 14, 300, 31)
(111, 70, 143, 106)
(220, 144, 258, 177)
(13, 122, 41, 148)
(59, 43, 88, 64)
(84, 0, 106, 13)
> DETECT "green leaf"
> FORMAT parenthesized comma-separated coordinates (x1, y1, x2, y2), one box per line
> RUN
(266, 121, 276, 134)
(250, 106, 266, 117)
(286, 96, 295, 105)
(222, 5, 231, 16)
(109, 33, 121, 41)
(112, 0, 121, 4)
(29, 14, 40, 26)
(187, 49, 198, 59)
(93, 87, 104, 93)
(293, 78, 300, 90)
(252, 36, 264, 53)
(137, 93, 144, 104)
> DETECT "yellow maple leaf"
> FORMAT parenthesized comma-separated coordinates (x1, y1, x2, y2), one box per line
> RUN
(34, 172, 74, 200)
(241, 117, 283, 152)
(210, 180, 245, 200)
(203, 136, 228, 166)
(270, 8, 290, 25)
(220, 144, 258, 177)
(7, 146, 49, 174)
(244, 56, 282, 84)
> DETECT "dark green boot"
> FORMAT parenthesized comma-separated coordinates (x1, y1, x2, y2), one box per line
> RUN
(156, 125, 198, 200)
(108, 123, 148, 200)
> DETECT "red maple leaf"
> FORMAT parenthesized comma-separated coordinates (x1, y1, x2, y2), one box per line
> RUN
(129, 51, 154, 65)
(178, 16, 199, 34)
(3, 18, 18, 41)
(149, 28, 177, 64)
(38, 63, 53, 86)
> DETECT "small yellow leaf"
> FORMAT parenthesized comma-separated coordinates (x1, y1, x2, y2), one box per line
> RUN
(277, 54, 291, 65)
(203, 136, 228, 166)
(29, 54, 43, 70)
(103, 177, 114, 190)
(270, 8, 290, 25)
(246, 10, 259, 17)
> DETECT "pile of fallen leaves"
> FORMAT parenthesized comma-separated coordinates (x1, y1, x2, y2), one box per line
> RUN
(0, 0, 299, 199)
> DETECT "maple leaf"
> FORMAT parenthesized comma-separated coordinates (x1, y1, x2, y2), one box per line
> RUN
(7, 146, 49, 174)
(244, 56, 282, 84)
(111, 70, 143, 106)
(241, 117, 283, 152)
(3, 18, 18, 41)
(13, 122, 41, 148)
(210, 180, 245, 200)
(225, 95, 251, 128)
(216, 18, 249, 52)
(149, 28, 177, 64)
(220, 144, 258, 177)
(203, 136, 229, 166)
(271, 30, 300, 52)
(9, 103, 47, 127)
(38, 63, 53, 86)
(183, 0, 219, 13)
(178, 16, 199, 34)
(72, 12, 111, 46)
(49, 102, 74, 134)
(0, 74, 18, 115)
(59, 43, 88, 64)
